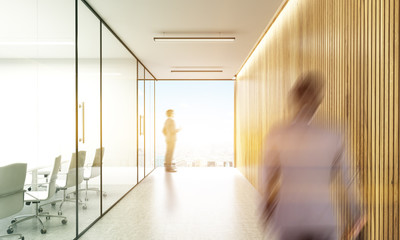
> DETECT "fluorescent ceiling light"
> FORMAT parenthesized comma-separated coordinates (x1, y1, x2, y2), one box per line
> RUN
(171, 69, 223, 73)
(154, 37, 235, 42)
(0, 41, 74, 46)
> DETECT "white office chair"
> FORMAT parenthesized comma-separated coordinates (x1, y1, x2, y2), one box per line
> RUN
(10, 156, 67, 234)
(83, 147, 106, 201)
(0, 163, 26, 240)
(42, 151, 87, 215)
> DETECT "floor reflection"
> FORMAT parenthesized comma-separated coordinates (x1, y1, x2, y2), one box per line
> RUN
(165, 172, 177, 212)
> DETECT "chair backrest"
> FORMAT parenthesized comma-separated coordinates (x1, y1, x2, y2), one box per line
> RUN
(0, 163, 27, 219)
(47, 156, 62, 199)
(65, 151, 86, 188)
(90, 147, 104, 179)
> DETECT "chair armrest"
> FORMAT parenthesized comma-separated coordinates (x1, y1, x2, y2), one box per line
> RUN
(25, 191, 39, 201)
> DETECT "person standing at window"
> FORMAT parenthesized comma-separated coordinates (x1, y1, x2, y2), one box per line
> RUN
(163, 109, 180, 172)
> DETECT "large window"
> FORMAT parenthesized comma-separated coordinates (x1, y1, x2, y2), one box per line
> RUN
(155, 81, 234, 168)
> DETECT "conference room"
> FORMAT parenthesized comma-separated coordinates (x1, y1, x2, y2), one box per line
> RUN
(0, 1, 155, 239)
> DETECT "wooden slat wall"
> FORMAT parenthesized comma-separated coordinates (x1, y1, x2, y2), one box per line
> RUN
(235, 0, 399, 239)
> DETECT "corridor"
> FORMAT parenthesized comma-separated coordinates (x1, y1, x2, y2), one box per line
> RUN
(0, 0, 399, 239)
(81, 168, 264, 240)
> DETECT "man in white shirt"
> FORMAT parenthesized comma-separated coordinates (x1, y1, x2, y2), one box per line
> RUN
(163, 109, 180, 172)
(260, 72, 366, 240)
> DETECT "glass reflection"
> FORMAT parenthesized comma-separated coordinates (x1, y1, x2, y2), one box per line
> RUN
(77, 0, 101, 234)
(102, 25, 137, 213)
(138, 64, 145, 182)
(0, 1, 156, 238)
(0, 0, 76, 239)
(145, 71, 155, 176)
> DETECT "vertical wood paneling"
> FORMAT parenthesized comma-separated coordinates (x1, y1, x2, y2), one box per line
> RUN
(367, 1, 373, 237)
(394, 1, 399, 238)
(235, 0, 400, 238)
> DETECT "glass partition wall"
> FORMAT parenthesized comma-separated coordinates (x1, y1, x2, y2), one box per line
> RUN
(0, 0, 77, 239)
(145, 70, 155, 176)
(0, 1, 156, 239)
(78, 0, 101, 232)
(138, 64, 145, 182)
(102, 24, 138, 213)
(138, 66, 156, 180)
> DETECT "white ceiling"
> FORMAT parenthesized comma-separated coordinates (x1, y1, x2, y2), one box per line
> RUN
(86, 0, 283, 80)
(0, 0, 282, 80)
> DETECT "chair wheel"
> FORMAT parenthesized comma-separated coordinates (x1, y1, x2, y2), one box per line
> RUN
(11, 219, 16, 224)
(82, 205, 87, 210)
(58, 211, 63, 215)
(40, 229, 47, 234)
(20, 237, 24, 240)
(51, 203, 56, 207)
(46, 216, 50, 220)
(39, 207, 43, 213)
(62, 219, 67, 224)
(66, 195, 70, 199)
(28, 187, 31, 191)
(7, 227, 14, 234)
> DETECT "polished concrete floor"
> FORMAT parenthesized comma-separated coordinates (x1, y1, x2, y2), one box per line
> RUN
(0, 184, 137, 240)
(0, 166, 138, 240)
(81, 167, 265, 240)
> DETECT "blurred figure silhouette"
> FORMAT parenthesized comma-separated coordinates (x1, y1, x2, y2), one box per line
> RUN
(163, 109, 180, 172)
(260, 72, 366, 240)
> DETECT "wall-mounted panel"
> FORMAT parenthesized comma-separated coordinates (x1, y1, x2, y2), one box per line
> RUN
(235, 0, 399, 239)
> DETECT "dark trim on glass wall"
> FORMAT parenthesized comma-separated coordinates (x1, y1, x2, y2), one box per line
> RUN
(144, 70, 146, 176)
(99, 20, 103, 216)
(234, 79, 237, 168)
(73, 3, 159, 239)
(154, 80, 156, 168)
(136, 61, 139, 184)
(75, 0, 79, 237)
(80, 0, 157, 80)
(70, 0, 164, 238)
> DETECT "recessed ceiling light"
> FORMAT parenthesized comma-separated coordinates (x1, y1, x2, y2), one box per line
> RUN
(154, 37, 235, 42)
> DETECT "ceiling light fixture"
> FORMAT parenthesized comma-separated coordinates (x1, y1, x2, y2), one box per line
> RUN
(171, 69, 223, 73)
(0, 41, 74, 46)
(154, 37, 235, 42)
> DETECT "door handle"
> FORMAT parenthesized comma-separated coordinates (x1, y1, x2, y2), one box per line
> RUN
(79, 102, 85, 143)
(140, 115, 144, 136)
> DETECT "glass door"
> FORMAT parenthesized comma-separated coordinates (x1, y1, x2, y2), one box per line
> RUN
(145, 70, 155, 176)
(138, 63, 145, 182)
(77, 0, 101, 233)
(102, 25, 137, 213)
